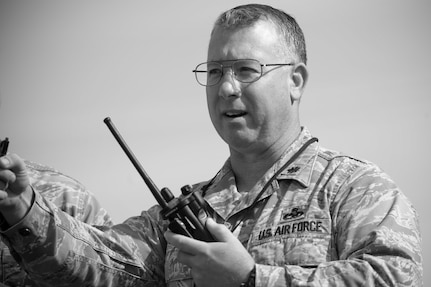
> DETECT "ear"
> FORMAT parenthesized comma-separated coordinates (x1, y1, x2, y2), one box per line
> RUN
(289, 63, 308, 103)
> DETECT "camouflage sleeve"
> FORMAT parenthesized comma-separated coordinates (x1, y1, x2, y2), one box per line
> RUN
(255, 163, 422, 286)
(25, 160, 114, 227)
(44, 185, 114, 227)
(0, 160, 114, 286)
(1, 191, 168, 287)
(73, 189, 114, 226)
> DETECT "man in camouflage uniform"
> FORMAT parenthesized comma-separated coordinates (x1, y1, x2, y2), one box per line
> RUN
(0, 4, 422, 287)
(0, 160, 113, 286)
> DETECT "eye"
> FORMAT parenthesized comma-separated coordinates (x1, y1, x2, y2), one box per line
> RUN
(237, 65, 259, 74)
(235, 60, 261, 76)
(206, 63, 223, 78)
(208, 67, 222, 76)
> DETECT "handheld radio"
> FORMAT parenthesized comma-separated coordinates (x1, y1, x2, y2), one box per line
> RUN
(104, 117, 214, 242)
(0, 138, 9, 157)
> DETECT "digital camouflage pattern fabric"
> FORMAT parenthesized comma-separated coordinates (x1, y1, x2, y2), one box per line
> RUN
(0, 129, 422, 286)
(0, 160, 113, 287)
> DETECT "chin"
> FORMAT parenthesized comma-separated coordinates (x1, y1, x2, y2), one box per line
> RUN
(224, 133, 257, 151)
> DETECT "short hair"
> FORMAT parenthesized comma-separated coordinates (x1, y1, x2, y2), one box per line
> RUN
(212, 4, 307, 64)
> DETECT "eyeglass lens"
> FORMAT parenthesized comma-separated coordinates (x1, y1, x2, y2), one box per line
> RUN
(195, 60, 262, 86)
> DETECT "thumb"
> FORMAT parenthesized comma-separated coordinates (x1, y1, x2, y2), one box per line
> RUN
(206, 218, 235, 242)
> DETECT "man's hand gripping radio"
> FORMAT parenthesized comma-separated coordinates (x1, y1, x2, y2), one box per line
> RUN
(104, 117, 214, 242)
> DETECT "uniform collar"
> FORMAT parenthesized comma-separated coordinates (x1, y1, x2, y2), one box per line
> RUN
(276, 132, 318, 188)
(203, 127, 319, 219)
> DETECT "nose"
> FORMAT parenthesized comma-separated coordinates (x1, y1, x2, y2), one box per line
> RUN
(217, 69, 241, 99)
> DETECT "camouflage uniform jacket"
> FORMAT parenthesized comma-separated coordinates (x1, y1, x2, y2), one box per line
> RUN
(0, 129, 423, 286)
(0, 160, 113, 286)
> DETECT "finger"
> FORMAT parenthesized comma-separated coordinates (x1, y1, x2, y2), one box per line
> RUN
(164, 230, 208, 255)
(0, 170, 15, 187)
(206, 218, 235, 242)
(0, 154, 29, 192)
(0, 157, 13, 186)
(0, 180, 8, 191)
(3, 154, 26, 173)
(0, 189, 7, 200)
(0, 156, 10, 168)
(0, 154, 25, 172)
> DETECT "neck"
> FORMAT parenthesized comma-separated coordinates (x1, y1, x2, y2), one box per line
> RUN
(230, 127, 301, 193)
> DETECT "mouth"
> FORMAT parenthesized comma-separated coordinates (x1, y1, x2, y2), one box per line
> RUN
(223, 110, 247, 118)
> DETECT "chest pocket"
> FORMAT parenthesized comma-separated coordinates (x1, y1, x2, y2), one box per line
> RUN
(247, 216, 332, 267)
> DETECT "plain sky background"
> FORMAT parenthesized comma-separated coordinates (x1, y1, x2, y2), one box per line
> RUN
(1, 0, 430, 282)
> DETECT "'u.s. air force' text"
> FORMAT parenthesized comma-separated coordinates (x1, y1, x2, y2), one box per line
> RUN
(257, 220, 324, 240)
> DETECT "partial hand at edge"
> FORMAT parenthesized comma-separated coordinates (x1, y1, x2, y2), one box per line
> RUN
(0, 154, 33, 226)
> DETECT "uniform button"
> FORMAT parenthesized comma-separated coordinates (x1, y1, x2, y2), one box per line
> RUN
(224, 222, 232, 229)
(18, 228, 32, 236)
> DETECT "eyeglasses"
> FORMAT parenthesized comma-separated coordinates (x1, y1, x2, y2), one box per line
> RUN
(192, 59, 294, 87)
